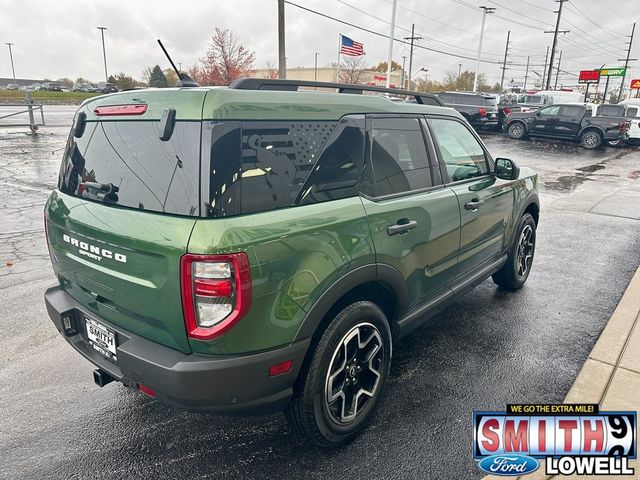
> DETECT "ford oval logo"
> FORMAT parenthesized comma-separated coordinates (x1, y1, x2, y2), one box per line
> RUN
(478, 454, 539, 476)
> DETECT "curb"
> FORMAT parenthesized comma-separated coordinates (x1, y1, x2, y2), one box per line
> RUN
(482, 265, 640, 480)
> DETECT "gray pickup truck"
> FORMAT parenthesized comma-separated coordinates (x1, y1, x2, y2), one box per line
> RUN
(504, 104, 630, 149)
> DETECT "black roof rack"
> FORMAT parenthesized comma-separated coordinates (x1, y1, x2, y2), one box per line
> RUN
(228, 78, 444, 107)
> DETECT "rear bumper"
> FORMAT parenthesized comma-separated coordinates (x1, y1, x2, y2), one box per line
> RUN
(45, 285, 310, 415)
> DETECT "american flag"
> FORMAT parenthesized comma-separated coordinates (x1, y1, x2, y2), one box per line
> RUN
(340, 35, 365, 56)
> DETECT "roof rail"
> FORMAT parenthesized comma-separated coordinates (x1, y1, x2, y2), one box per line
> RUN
(228, 78, 444, 107)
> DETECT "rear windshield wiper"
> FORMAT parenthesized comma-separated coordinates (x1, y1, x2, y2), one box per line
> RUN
(81, 181, 119, 202)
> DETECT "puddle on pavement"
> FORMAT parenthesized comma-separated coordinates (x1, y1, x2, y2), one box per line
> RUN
(576, 163, 606, 173)
(544, 173, 593, 193)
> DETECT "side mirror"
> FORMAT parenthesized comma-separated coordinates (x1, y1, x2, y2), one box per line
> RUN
(494, 158, 520, 181)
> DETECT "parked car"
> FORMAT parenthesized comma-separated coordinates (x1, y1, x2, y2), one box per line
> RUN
(73, 83, 101, 93)
(517, 90, 583, 112)
(42, 82, 63, 92)
(97, 82, 119, 93)
(432, 91, 500, 130)
(6, 83, 19, 90)
(485, 94, 520, 131)
(44, 78, 539, 447)
(504, 103, 630, 149)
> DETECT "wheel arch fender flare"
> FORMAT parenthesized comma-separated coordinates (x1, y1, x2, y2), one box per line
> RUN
(292, 263, 409, 343)
(508, 119, 528, 133)
(578, 125, 605, 138)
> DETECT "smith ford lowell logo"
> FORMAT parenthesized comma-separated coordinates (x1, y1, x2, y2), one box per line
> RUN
(62, 234, 127, 263)
(478, 454, 539, 476)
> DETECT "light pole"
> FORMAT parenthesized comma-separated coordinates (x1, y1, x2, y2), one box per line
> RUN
(97, 26, 108, 83)
(401, 56, 407, 89)
(473, 6, 495, 92)
(314, 52, 319, 82)
(5, 43, 15, 82)
(458, 63, 463, 79)
(385, 0, 398, 89)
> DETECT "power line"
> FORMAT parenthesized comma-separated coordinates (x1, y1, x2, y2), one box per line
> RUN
(284, 1, 510, 65)
(566, 1, 627, 39)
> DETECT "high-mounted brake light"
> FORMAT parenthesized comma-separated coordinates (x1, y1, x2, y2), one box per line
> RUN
(478, 107, 487, 117)
(180, 253, 252, 340)
(94, 104, 148, 116)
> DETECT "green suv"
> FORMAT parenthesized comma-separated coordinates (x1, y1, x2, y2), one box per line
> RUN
(44, 79, 539, 447)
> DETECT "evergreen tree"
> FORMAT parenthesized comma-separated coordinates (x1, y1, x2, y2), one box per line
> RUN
(148, 65, 169, 88)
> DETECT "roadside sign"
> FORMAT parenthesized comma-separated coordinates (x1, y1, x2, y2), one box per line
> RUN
(631, 79, 640, 89)
(599, 67, 626, 77)
(579, 70, 600, 84)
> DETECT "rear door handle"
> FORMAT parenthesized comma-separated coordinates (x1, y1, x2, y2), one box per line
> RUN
(464, 198, 483, 211)
(387, 220, 417, 236)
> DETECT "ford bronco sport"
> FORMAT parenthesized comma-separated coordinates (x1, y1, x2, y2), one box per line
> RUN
(44, 78, 539, 447)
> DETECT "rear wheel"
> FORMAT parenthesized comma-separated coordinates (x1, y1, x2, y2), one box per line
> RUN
(580, 130, 602, 149)
(492, 213, 536, 290)
(507, 122, 526, 140)
(285, 301, 392, 447)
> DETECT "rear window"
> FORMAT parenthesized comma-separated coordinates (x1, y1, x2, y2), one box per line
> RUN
(439, 93, 489, 106)
(519, 95, 543, 104)
(627, 107, 638, 118)
(59, 120, 201, 216)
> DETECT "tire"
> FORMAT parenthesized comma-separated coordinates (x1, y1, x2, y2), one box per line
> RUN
(580, 130, 602, 149)
(285, 301, 392, 447)
(492, 213, 536, 290)
(507, 122, 526, 140)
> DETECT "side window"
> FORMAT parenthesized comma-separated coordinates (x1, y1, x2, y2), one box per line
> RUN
(539, 105, 561, 116)
(369, 117, 433, 196)
(561, 106, 585, 117)
(627, 107, 638, 118)
(430, 118, 489, 181)
(296, 116, 365, 205)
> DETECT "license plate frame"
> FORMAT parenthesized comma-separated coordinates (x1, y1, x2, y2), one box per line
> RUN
(85, 317, 117, 362)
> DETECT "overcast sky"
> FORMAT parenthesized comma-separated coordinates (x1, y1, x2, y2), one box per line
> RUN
(1, 0, 638, 90)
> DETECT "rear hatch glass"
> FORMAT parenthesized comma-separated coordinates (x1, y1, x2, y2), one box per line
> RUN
(59, 120, 201, 216)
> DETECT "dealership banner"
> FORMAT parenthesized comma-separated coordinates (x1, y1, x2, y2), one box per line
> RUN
(474, 404, 637, 476)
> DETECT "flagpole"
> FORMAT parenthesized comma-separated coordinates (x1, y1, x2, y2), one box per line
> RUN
(336, 34, 342, 83)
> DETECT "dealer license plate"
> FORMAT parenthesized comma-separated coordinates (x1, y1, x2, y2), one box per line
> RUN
(85, 318, 117, 362)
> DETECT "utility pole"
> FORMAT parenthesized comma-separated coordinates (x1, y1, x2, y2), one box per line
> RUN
(278, 0, 286, 79)
(5, 43, 15, 82)
(500, 30, 511, 90)
(523, 55, 530, 90)
(541, 46, 549, 89)
(385, 0, 398, 89)
(617, 22, 636, 102)
(458, 63, 463, 79)
(473, 6, 496, 92)
(404, 24, 422, 91)
(554, 50, 562, 89)
(97, 27, 108, 83)
(401, 56, 407, 89)
(544, 0, 569, 90)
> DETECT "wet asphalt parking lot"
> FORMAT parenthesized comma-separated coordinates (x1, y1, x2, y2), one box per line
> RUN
(1, 107, 640, 479)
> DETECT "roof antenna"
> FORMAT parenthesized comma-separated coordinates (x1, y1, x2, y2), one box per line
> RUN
(157, 39, 199, 87)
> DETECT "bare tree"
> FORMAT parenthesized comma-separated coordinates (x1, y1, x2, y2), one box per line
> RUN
(264, 61, 279, 79)
(199, 28, 256, 85)
(339, 56, 368, 84)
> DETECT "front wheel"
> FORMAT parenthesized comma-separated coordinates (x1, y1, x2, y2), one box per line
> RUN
(580, 130, 602, 149)
(492, 213, 536, 290)
(285, 301, 392, 447)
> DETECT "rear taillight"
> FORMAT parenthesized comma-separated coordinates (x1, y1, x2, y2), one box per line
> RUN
(479, 107, 487, 117)
(180, 253, 252, 340)
(503, 107, 512, 115)
(94, 104, 148, 116)
(619, 121, 629, 132)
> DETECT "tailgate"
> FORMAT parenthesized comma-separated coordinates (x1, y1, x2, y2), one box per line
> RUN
(46, 192, 196, 353)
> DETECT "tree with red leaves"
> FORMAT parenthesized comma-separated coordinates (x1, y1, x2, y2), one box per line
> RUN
(196, 28, 256, 86)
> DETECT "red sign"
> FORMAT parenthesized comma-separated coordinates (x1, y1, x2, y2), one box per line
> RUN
(579, 70, 600, 84)
(373, 74, 386, 81)
(631, 79, 640, 89)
